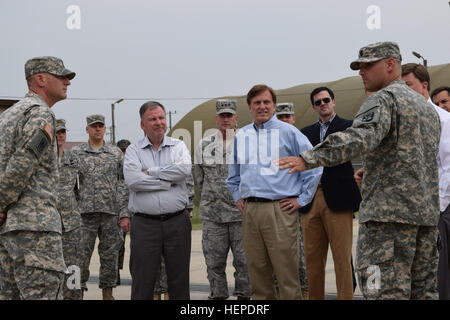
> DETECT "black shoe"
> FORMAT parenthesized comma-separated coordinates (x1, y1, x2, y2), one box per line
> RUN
(237, 296, 251, 300)
(208, 296, 228, 300)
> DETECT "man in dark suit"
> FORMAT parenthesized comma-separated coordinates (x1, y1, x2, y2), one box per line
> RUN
(300, 87, 361, 300)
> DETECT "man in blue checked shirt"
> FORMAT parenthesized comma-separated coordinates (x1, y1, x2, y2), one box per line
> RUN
(227, 84, 322, 300)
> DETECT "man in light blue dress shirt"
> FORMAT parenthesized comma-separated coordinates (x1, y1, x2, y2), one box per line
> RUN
(227, 84, 322, 300)
(122, 101, 192, 300)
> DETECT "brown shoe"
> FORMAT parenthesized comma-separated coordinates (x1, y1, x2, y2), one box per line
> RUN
(153, 293, 161, 300)
(102, 287, 115, 300)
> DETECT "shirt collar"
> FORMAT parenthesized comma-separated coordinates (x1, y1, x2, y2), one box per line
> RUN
(139, 135, 175, 149)
(427, 97, 439, 108)
(317, 113, 337, 126)
(85, 141, 108, 153)
(25, 92, 49, 107)
(253, 115, 278, 130)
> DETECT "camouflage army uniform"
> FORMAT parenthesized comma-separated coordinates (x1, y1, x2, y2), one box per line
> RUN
(154, 256, 168, 296)
(71, 141, 126, 290)
(57, 149, 83, 300)
(0, 93, 66, 299)
(275, 102, 308, 295)
(301, 79, 441, 299)
(116, 139, 131, 285)
(194, 130, 251, 299)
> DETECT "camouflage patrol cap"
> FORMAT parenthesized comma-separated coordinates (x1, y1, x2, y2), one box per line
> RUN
(86, 114, 105, 126)
(276, 102, 295, 115)
(216, 99, 237, 115)
(350, 41, 402, 70)
(55, 119, 67, 132)
(25, 56, 76, 80)
(117, 139, 131, 150)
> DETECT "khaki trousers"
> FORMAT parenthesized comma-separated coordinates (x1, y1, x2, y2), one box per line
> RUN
(301, 187, 354, 300)
(242, 200, 302, 300)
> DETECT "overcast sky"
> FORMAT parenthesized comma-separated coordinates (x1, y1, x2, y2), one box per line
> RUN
(1, 0, 449, 143)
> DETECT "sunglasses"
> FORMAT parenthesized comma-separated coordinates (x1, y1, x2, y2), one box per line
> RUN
(313, 97, 331, 106)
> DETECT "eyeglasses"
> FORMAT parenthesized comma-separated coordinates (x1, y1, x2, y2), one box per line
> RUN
(313, 97, 331, 106)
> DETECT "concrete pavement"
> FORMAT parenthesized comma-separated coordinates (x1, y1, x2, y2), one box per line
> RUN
(83, 219, 362, 300)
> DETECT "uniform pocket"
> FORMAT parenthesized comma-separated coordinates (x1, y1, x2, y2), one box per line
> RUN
(356, 222, 395, 299)
(356, 221, 394, 270)
(23, 252, 66, 273)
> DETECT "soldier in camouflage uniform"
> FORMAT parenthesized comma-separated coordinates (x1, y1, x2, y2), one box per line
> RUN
(72, 114, 126, 300)
(116, 139, 131, 286)
(55, 119, 84, 300)
(0, 56, 75, 299)
(153, 256, 168, 300)
(277, 42, 441, 299)
(275, 102, 308, 298)
(193, 99, 251, 300)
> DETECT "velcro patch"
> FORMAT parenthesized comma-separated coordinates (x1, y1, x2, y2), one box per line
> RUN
(353, 95, 382, 127)
(361, 112, 375, 122)
(28, 129, 51, 159)
(43, 123, 53, 142)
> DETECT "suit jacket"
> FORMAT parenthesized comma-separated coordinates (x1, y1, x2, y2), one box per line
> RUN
(299, 114, 361, 213)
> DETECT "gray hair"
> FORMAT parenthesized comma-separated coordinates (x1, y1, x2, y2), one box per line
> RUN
(139, 101, 165, 119)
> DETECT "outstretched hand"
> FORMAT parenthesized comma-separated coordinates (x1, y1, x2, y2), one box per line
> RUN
(275, 156, 306, 173)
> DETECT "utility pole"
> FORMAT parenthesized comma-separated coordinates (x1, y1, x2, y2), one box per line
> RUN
(111, 98, 124, 144)
(412, 51, 428, 68)
(168, 110, 176, 131)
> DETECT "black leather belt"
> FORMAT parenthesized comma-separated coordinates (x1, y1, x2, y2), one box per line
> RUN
(245, 197, 275, 203)
(134, 210, 185, 221)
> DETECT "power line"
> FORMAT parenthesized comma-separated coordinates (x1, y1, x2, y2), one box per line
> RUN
(0, 87, 365, 102)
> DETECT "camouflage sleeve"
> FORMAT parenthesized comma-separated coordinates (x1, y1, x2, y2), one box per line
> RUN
(117, 182, 131, 219)
(116, 149, 131, 219)
(73, 154, 81, 201)
(70, 147, 84, 196)
(301, 93, 392, 169)
(0, 107, 55, 212)
(186, 171, 195, 211)
(193, 141, 204, 199)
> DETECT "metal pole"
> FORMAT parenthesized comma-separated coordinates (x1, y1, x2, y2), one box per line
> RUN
(412, 51, 428, 68)
(111, 103, 116, 144)
(168, 110, 176, 131)
(111, 98, 123, 145)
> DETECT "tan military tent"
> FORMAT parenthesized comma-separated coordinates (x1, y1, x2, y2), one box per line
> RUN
(170, 63, 450, 154)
